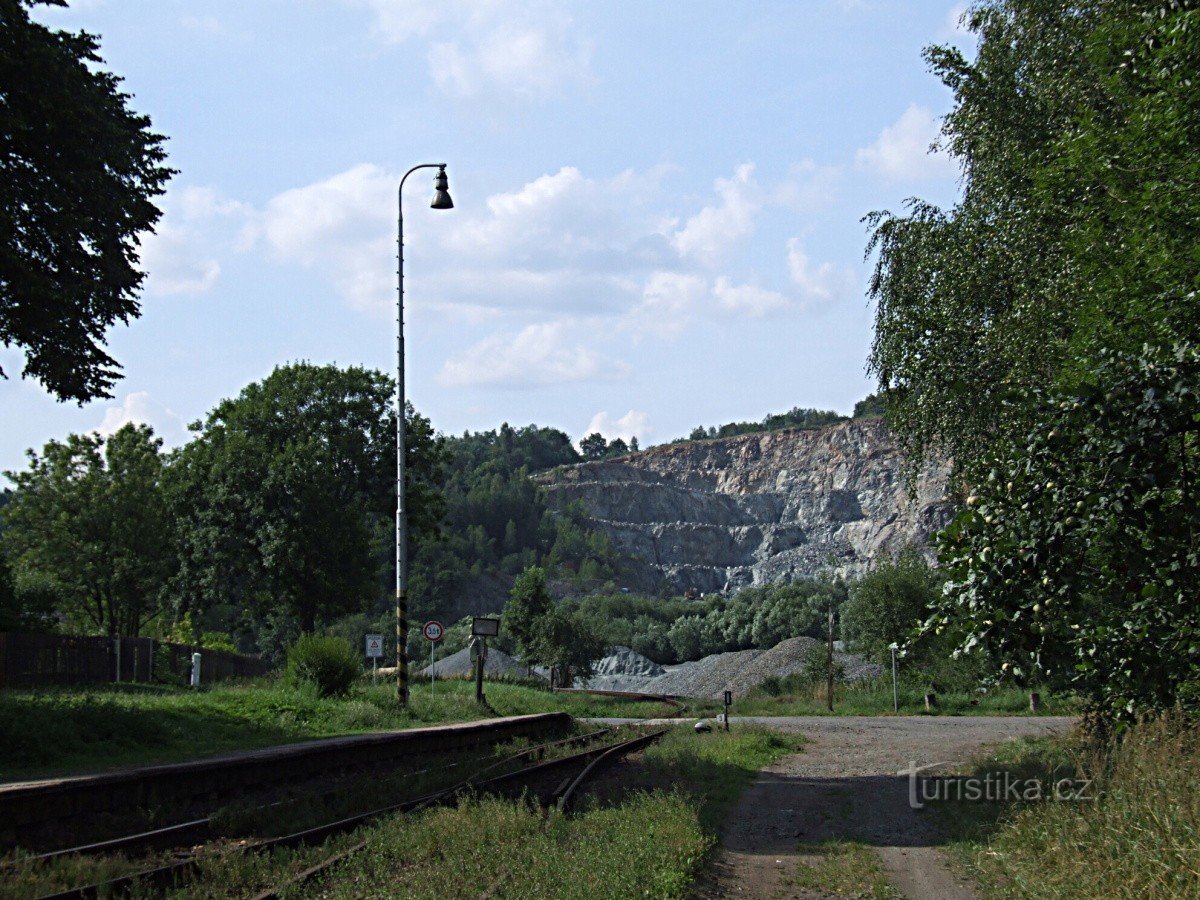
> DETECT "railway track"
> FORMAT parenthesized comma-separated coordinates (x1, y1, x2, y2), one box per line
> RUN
(24, 726, 666, 899)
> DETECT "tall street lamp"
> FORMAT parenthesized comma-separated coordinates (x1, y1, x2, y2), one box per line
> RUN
(396, 163, 453, 706)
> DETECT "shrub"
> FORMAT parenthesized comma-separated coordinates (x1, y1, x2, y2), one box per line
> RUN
(800, 643, 844, 684)
(152, 643, 187, 686)
(286, 634, 361, 697)
(759, 675, 783, 696)
(200, 631, 238, 653)
(841, 547, 942, 665)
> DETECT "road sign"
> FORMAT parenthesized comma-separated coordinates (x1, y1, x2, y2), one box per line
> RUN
(422, 620, 444, 643)
(471, 616, 500, 637)
(723, 690, 732, 706)
(365, 634, 384, 658)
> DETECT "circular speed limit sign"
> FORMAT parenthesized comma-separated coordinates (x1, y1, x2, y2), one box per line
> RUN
(422, 620, 444, 643)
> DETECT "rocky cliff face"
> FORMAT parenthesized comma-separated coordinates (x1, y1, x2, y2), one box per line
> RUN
(537, 419, 952, 594)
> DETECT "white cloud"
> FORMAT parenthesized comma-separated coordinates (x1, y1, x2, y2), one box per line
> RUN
(242, 163, 397, 313)
(625, 271, 709, 338)
(671, 163, 761, 263)
(583, 409, 649, 444)
(139, 186, 249, 297)
(95, 392, 187, 446)
(242, 163, 667, 319)
(712, 277, 789, 317)
(239, 160, 845, 373)
(357, 0, 592, 101)
(773, 159, 841, 212)
(444, 166, 672, 268)
(787, 237, 857, 309)
(438, 320, 629, 388)
(855, 104, 957, 182)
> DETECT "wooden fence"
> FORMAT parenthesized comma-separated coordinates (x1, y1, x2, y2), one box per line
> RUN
(0, 632, 271, 689)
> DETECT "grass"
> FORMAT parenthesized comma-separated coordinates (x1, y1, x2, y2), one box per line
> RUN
(275, 725, 802, 899)
(0, 677, 677, 781)
(788, 840, 902, 899)
(695, 675, 1078, 718)
(636, 725, 803, 829)
(0, 726, 803, 899)
(932, 715, 1200, 899)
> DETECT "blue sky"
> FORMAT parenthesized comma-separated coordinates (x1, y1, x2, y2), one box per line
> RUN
(3, 0, 973, 472)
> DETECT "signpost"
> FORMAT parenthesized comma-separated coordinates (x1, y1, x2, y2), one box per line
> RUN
(470, 617, 500, 703)
(365, 633, 384, 683)
(723, 690, 732, 731)
(422, 620, 444, 686)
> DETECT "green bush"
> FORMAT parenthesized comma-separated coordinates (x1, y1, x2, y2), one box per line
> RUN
(200, 630, 238, 653)
(152, 643, 187, 686)
(800, 643, 844, 684)
(286, 634, 361, 697)
(759, 675, 783, 696)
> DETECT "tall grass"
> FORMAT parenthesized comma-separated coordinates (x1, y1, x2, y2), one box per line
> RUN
(948, 715, 1200, 899)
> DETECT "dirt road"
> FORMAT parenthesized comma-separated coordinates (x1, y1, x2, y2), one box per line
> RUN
(694, 715, 1075, 899)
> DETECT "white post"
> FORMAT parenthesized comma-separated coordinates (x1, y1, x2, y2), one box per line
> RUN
(890, 644, 899, 713)
(190, 652, 201, 688)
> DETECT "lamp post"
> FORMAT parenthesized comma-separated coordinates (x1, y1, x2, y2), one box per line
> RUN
(396, 163, 453, 706)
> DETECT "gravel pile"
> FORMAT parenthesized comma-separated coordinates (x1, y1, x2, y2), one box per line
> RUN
(650, 648, 765, 698)
(835, 651, 884, 683)
(417, 646, 528, 678)
(581, 636, 884, 699)
(592, 646, 665, 677)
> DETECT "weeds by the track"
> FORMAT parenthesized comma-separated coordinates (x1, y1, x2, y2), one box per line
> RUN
(32, 726, 797, 899)
(280, 726, 801, 899)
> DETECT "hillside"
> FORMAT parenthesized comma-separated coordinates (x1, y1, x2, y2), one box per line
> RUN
(537, 419, 950, 594)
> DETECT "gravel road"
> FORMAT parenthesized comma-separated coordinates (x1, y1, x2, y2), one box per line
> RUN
(596, 715, 1076, 899)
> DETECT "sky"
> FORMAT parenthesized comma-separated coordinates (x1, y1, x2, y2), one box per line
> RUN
(3, 0, 974, 473)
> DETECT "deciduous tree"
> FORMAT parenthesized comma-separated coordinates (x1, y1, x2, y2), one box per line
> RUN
(1, 424, 173, 635)
(169, 363, 443, 636)
(1, 0, 173, 400)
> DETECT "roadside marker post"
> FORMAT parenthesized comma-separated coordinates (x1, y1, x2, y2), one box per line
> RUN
(889, 643, 899, 712)
(723, 690, 732, 731)
(422, 621, 444, 688)
(366, 634, 384, 683)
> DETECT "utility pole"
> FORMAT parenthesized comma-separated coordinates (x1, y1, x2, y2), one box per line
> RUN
(826, 601, 835, 712)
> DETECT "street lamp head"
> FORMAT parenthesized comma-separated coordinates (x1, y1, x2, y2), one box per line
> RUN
(430, 166, 453, 210)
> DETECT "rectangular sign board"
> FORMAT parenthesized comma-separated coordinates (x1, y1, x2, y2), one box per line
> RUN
(471, 616, 500, 637)
(365, 634, 384, 658)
